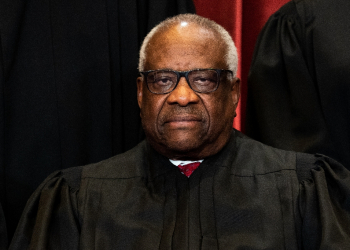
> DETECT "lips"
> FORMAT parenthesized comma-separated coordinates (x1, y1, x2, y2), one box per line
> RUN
(164, 115, 202, 123)
(158, 106, 207, 130)
(160, 113, 204, 131)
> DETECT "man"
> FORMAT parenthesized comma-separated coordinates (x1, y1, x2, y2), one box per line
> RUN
(9, 14, 350, 249)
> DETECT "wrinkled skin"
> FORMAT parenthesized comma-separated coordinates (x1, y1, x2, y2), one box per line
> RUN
(137, 23, 240, 160)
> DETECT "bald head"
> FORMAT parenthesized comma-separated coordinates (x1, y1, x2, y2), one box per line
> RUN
(143, 22, 228, 72)
(138, 14, 238, 75)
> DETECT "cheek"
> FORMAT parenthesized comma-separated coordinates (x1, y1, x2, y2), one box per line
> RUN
(141, 94, 166, 128)
(205, 93, 235, 128)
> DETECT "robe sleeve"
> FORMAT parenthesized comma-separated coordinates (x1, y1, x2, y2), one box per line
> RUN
(246, 1, 336, 157)
(9, 168, 82, 250)
(299, 155, 350, 249)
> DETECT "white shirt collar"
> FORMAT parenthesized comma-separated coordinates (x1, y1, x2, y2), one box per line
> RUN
(169, 159, 204, 166)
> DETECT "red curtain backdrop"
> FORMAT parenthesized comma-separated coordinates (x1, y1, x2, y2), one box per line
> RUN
(193, 0, 290, 131)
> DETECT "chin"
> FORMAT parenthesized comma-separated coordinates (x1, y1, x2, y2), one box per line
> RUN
(165, 138, 202, 152)
(149, 137, 204, 160)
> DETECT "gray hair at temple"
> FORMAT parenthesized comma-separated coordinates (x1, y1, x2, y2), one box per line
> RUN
(138, 14, 238, 76)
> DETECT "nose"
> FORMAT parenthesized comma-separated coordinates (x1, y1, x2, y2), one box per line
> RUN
(166, 77, 200, 106)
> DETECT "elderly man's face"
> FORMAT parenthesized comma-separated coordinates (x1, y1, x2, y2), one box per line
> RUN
(137, 23, 240, 160)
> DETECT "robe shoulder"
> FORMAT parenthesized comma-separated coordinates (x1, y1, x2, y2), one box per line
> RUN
(80, 140, 148, 179)
(233, 131, 330, 183)
(298, 153, 350, 248)
(56, 140, 148, 187)
(27, 139, 148, 195)
(235, 132, 350, 247)
(9, 141, 149, 249)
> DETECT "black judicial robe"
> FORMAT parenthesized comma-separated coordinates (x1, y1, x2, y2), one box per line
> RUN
(0, 0, 195, 241)
(246, 0, 350, 170)
(9, 130, 350, 249)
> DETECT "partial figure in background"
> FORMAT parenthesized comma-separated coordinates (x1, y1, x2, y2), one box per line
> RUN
(246, 0, 350, 170)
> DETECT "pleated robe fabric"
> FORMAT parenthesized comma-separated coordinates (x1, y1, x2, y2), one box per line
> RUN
(0, 0, 195, 242)
(9, 130, 350, 249)
(246, 0, 350, 171)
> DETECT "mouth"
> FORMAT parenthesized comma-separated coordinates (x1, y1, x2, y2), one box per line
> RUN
(165, 115, 201, 122)
(164, 115, 202, 128)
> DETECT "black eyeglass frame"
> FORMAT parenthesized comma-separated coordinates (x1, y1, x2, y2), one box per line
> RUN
(139, 68, 234, 94)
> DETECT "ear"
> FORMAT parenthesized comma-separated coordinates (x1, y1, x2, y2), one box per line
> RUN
(137, 77, 143, 109)
(231, 77, 241, 109)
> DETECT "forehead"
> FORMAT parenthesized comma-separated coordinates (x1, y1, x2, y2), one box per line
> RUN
(144, 23, 227, 71)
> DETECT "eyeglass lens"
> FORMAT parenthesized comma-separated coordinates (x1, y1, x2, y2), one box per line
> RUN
(146, 69, 219, 94)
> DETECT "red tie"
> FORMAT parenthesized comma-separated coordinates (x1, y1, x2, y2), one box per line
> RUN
(177, 162, 201, 177)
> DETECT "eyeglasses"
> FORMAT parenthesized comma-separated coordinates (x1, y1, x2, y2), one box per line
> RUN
(140, 69, 233, 94)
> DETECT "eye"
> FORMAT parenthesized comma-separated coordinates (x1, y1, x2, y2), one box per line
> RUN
(150, 71, 177, 86)
(154, 76, 174, 86)
(189, 70, 218, 92)
(146, 71, 177, 94)
(192, 77, 215, 86)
